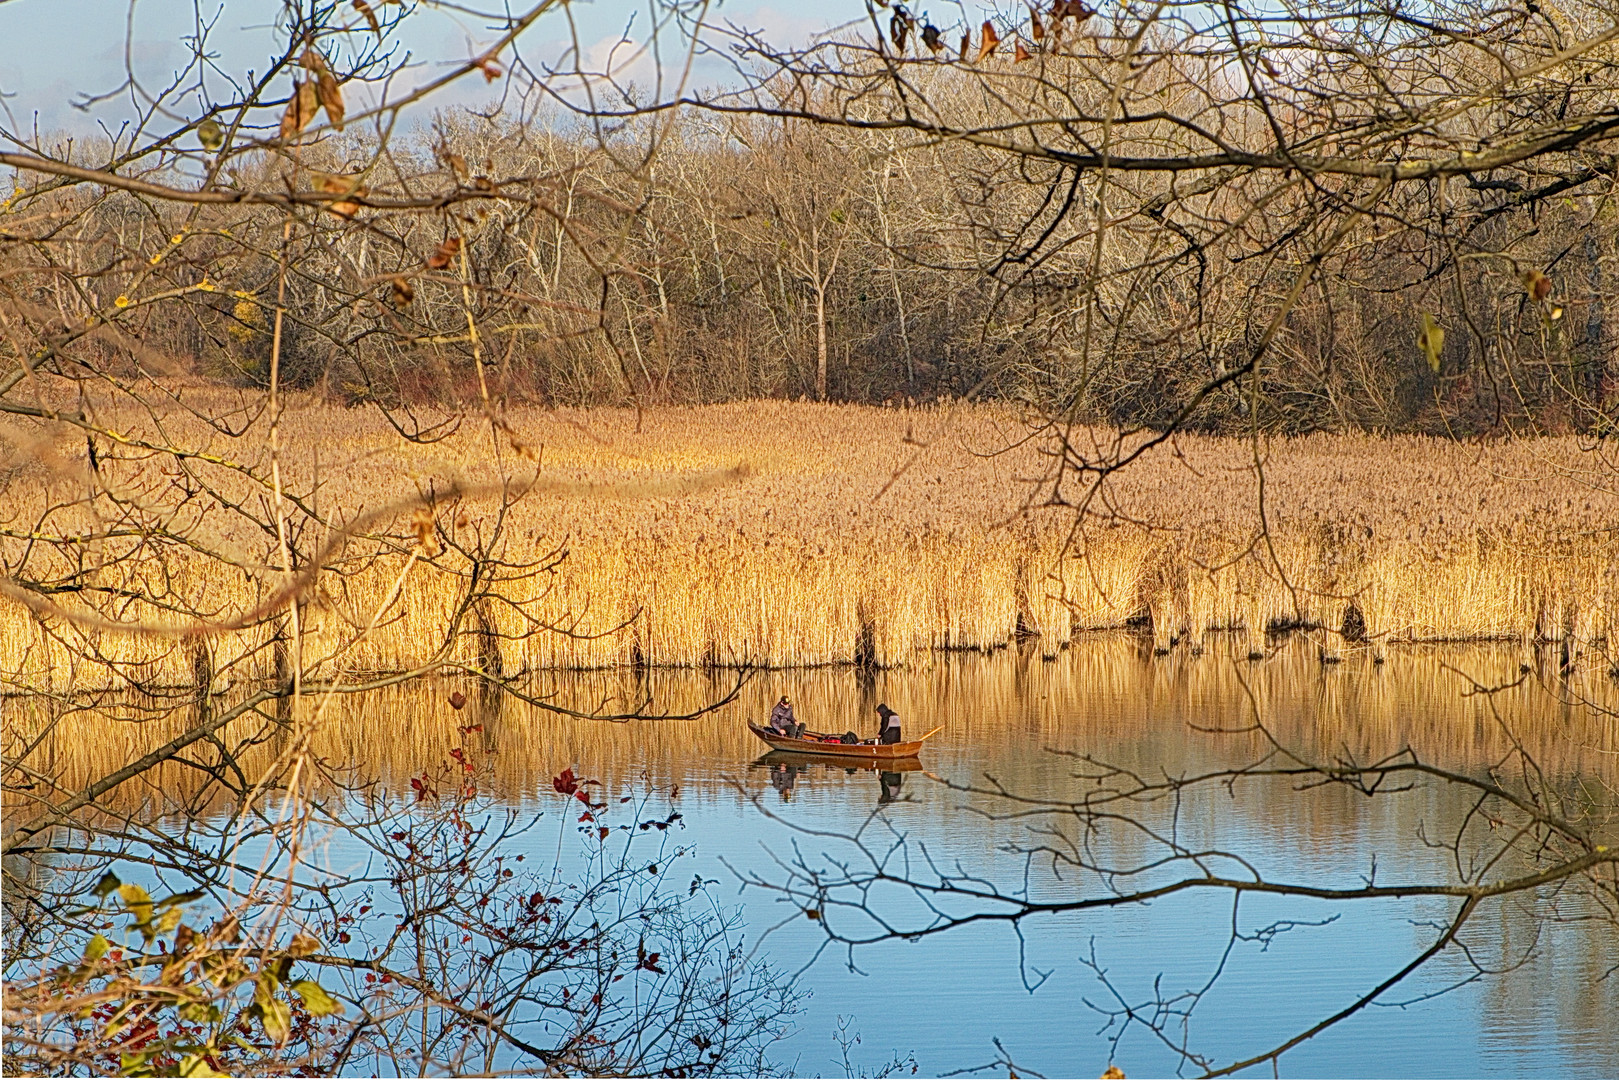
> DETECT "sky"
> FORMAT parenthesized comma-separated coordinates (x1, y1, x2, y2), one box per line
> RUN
(0, 0, 880, 144)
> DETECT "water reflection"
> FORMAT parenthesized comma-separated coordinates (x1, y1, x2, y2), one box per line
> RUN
(752, 752, 918, 808)
(12, 637, 1615, 816)
(5, 637, 1617, 1077)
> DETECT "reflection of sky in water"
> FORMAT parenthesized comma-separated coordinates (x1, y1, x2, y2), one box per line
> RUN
(31, 639, 1619, 1077)
(654, 753, 1616, 1079)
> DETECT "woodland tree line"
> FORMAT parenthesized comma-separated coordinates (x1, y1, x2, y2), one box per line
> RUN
(11, 4, 1619, 435)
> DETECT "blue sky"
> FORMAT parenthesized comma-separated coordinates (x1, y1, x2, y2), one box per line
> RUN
(0, 0, 884, 142)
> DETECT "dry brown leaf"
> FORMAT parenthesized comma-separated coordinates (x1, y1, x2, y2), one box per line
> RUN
(314, 173, 366, 218)
(287, 932, 321, 957)
(1030, 10, 1045, 41)
(1015, 41, 1032, 62)
(959, 31, 971, 61)
(411, 506, 439, 553)
(279, 79, 320, 140)
(977, 20, 1000, 62)
(476, 56, 503, 82)
(353, 0, 380, 33)
(1523, 268, 1553, 303)
(316, 69, 344, 129)
(425, 236, 462, 270)
(1099, 1068, 1125, 1079)
(390, 276, 414, 306)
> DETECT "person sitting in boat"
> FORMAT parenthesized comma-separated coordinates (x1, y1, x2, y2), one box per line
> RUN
(768, 696, 803, 738)
(875, 703, 902, 745)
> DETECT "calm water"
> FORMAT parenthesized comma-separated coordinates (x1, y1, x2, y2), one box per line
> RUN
(23, 637, 1619, 1077)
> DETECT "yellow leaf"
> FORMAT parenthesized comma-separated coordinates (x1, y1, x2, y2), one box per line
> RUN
(178, 1054, 230, 1077)
(292, 979, 344, 1016)
(83, 933, 109, 963)
(178, 1001, 222, 1023)
(197, 118, 224, 152)
(254, 976, 292, 1044)
(119, 882, 154, 926)
(1417, 312, 1444, 373)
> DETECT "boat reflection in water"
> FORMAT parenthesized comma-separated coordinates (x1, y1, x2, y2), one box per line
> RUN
(753, 751, 920, 806)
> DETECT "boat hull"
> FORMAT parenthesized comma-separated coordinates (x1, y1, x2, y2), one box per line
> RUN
(747, 722, 923, 759)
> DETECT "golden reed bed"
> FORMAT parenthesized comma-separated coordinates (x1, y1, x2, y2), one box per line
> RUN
(1, 399, 1617, 692)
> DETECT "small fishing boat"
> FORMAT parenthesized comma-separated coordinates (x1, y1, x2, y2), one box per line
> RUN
(746, 721, 938, 759)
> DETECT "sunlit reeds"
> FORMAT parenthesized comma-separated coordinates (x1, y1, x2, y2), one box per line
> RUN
(2, 399, 1616, 692)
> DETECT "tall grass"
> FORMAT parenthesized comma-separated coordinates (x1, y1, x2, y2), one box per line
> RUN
(2, 399, 1616, 692)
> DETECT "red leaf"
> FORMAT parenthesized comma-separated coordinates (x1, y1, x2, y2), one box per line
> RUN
(552, 768, 579, 796)
(448, 691, 467, 710)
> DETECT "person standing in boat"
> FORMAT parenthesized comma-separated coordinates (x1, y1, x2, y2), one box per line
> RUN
(768, 696, 803, 738)
(875, 703, 902, 745)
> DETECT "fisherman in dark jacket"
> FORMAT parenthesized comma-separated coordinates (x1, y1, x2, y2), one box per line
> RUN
(875, 703, 902, 745)
(768, 696, 803, 738)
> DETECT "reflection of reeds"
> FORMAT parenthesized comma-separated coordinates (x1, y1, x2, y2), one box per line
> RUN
(2, 401, 1616, 691)
(7, 638, 1614, 820)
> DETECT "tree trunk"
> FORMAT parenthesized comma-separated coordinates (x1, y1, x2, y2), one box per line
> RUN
(815, 283, 828, 401)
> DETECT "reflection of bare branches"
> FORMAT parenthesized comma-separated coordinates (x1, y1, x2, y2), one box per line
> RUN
(736, 660, 1617, 1076)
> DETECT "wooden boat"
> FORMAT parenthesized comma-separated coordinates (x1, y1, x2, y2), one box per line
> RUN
(747, 721, 934, 759)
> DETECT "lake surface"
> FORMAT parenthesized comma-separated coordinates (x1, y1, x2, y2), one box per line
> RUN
(15, 636, 1619, 1077)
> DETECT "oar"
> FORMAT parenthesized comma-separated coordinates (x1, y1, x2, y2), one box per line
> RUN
(916, 726, 944, 742)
